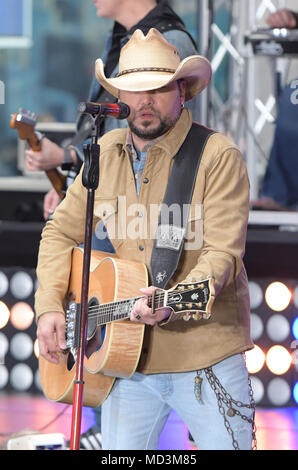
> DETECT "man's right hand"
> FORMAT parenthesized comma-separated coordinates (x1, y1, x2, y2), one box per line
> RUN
(266, 9, 297, 28)
(37, 312, 66, 364)
(26, 137, 65, 171)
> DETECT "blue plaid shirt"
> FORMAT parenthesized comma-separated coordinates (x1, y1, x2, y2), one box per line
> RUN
(126, 133, 157, 196)
(133, 147, 148, 196)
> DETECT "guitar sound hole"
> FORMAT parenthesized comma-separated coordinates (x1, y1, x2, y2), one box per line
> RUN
(87, 297, 99, 340)
(66, 352, 75, 371)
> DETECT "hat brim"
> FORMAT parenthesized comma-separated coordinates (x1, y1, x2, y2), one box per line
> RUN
(95, 55, 212, 101)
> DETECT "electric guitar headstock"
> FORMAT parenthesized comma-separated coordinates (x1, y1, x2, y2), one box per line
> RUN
(10, 108, 41, 151)
(166, 277, 215, 321)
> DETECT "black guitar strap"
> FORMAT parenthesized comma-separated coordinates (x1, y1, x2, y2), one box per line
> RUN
(150, 122, 215, 289)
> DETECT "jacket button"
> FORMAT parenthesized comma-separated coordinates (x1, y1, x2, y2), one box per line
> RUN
(139, 245, 144, 251)
(143, 177, 149, 184)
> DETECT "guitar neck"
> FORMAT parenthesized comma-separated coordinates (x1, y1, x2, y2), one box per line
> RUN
(65, 277, 213, 350)
(27, 133, 41, 152)
(94, 291, 166, 326)
(10, 111, 66, 199)
(28, 134, 66, 199)
(27, 134, 66, 198)
(45, 169, 66, 199)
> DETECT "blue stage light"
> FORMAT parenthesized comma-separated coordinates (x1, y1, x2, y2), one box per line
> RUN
(293, 382, 298, 405)
(292, 317, 298, 340)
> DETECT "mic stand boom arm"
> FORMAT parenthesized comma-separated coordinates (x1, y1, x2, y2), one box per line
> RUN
(70, 113, 102, 450)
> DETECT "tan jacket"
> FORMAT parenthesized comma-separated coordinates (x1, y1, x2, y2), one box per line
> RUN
(35, 108, 254, 373)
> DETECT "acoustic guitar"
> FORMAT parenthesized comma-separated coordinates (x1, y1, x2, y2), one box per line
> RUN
(39, 247, 214, 407)
(10, 108, 66, 199)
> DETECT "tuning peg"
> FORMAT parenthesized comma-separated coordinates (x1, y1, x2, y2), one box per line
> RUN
(177, 285, 185, 291)
(202, 312, 211, 320)
(192, 313, 202, 321)
(176, 304, 183, 310)
(186, 303, 193, 309)
(183, 313, 191, 321)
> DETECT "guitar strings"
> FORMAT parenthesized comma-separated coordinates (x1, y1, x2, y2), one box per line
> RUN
(86, 293, 166, 314)
(87, 292, 166, 310)
(84, 287, 204, 319)
(66, 286, 207, 325)
(83, 291, 167, 321)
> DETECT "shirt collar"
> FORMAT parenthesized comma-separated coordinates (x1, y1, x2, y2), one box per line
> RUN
(119, 108, 192, 159)
(125, 132, 162, 161)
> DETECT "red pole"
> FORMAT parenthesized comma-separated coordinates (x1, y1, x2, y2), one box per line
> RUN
(70, 381, 84, 449)
(70, 328, 88, 449)
(68, 123, 100, 450)
(69, 188, 94, 450)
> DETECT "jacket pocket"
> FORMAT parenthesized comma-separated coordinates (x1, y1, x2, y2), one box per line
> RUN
(94, 196, 118, 220)
(184, 203, 203, 251)
(93, 196, 123, 250)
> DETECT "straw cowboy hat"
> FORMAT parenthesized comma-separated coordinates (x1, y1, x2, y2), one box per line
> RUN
(95, 28, 212, 101)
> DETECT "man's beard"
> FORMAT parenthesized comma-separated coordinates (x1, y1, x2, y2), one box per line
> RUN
(128, 108, 180, 141)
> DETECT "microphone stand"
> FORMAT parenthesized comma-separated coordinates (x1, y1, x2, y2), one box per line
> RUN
(70, 113, 102, 450)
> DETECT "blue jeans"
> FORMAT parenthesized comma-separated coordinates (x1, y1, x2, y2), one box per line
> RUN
(101, 353, 254, 450)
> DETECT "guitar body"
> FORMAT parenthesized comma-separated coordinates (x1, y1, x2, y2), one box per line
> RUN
(38, 345, 112, 408)
(39, 247, 148, 407)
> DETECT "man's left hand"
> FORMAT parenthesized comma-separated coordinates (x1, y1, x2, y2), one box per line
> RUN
(130, 286, 171, 325)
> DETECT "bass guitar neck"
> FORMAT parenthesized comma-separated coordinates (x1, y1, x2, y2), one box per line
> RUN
(10, 109, 66, 199)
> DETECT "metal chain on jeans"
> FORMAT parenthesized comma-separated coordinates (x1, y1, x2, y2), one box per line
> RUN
(203, 366, 257, 450)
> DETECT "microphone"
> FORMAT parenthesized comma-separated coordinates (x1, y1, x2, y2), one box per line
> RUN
(78, 101, 130, 119)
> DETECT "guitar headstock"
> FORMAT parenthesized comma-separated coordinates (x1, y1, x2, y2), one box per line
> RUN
(166, 277, 215, 321)
(10, 108, 37, 140)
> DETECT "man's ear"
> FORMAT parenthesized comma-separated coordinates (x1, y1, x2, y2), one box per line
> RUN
(179, 79, 186, 106)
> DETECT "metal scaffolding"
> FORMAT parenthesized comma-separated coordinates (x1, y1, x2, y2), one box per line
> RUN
(196, 0, 294, 199)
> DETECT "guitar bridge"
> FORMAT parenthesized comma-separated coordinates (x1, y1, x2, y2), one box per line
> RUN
(65, 301, 81, 349)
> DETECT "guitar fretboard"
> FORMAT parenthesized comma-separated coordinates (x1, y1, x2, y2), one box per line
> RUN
(87, 291, 166, 326)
